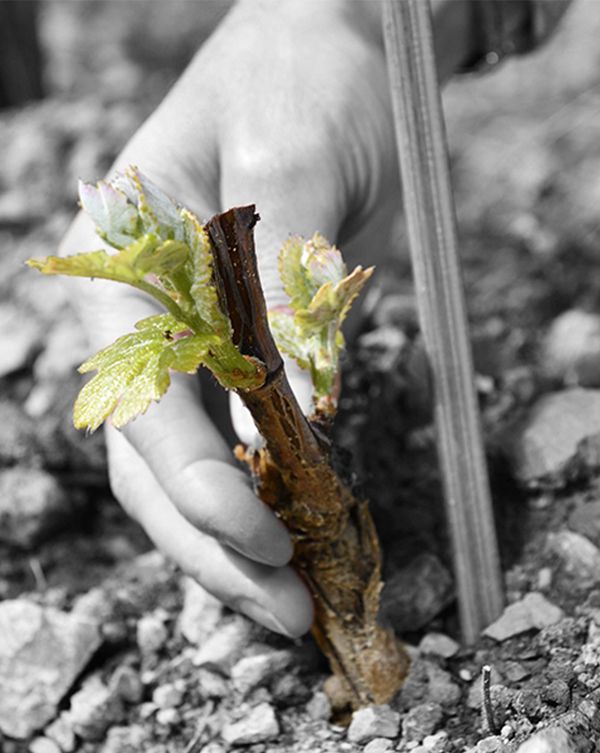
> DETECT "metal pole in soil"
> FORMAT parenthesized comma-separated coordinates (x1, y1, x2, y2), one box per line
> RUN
(382, 0, 504, 642)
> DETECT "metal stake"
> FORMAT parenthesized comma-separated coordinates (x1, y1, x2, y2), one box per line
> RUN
(382, 0, 504, 642)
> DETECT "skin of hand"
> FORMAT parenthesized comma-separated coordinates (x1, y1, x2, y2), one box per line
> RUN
(60, 0, 473, 638)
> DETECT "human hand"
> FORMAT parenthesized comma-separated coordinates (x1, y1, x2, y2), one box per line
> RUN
(60, 0, 472, 637)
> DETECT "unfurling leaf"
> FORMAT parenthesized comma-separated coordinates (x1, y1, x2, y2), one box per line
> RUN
(74, 314, 218, 431)
(272, 234, 373, 402)
(78, 181, 140, 249)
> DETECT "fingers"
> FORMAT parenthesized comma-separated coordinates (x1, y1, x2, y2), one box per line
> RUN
(107, 428, 313, 638)
(120, 375, 293, 567)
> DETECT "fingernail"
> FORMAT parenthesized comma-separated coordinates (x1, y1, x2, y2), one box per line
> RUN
(238, 598, 293, 637)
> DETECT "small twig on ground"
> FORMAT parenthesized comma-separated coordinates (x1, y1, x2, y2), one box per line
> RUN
(481, 664, 497, 734)
(183, 701, 215, 753)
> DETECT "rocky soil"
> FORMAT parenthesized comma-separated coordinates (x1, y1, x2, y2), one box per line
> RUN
(2, 2, 600, 752)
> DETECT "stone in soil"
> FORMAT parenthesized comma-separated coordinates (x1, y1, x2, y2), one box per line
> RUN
(137, 610, 169, 656)
(509, 389, 600, 485)
(98, 724, 147, 753)
(44, 711, 77, 753)
(474, 737, 508, 752)
(402, 702, 443, 743)
(306, 691, 331, 721)
(29, 738, 62, 753)
(364, 739, 394, 753)
(380, 553, 454, 632)
(66, 673, 124, 741)
(231, 650, 293, 695)
(542, 309, 600, 388)
(221, 702, 279, 745)
(399, 658, 461, 711)
(347, 705, 400, 745)
(418, 632, 460, 659)
(193, 616, 252, 673)
(177, 576, 223, 646)
(196, 668, 230, 700)
(0, 467, 72, 549)
(0, 302, 41, 377)
(108, 665, 144, 704)
(44, 713, 77, 753)
(152, 681, 185, 709)
(483, 592, 564, 641)
(547, 530, 600, 583)
(0, 399, 38, 464)
(515, 726, 576, 752)
(0, 599, 102, 739)
(568, 500, 600, 547)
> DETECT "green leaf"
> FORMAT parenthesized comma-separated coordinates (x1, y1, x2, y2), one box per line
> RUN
(268, 308, 310, 371)
(278, 237, 314, 310)
(74, 314, 217, 431)
(78, 180, 140, 249)
(182, 209, 232, 337)
(27, 247, 143, 286)
(273, 233, 374, 401)
(133, 239, 189, 276)
(113, 167, 185, 241)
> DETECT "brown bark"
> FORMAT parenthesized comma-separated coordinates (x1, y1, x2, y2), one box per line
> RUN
(206, 206, 410, 709)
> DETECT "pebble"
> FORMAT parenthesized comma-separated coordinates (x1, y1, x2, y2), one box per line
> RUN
(475, 737, 507, 752)
(568, 501, 600, 547)
(221, 702, 279, 745)
(418, 632, 460, 659)
(399, 659, 461, 711)
(109, 665, 144, 704)
(542, 309, 600, 388)
(0, 467, 71, 549)
(137, 612, 169, 656)
(0, 303, 41, 377)
(515, 727, 576, 752)
(193, 617, 252, 673)
(537, 568, 553, 591)
(178, 576, 223, 646)
(67, 673, 123, 741)
(199, 744, 226, 753)
(196, 668, 230, 699)
(509, 389, 600, 485)
(483, 593, 564, 641)
(381, 553, 454, 632)
(152, 681, 185, 709)
(0, 599, 102, 739)
(0, 400, 38, 465)
(98, 724, 146, 753)
(231, 650, 293, 694)
(44, 713, 77, 753)
(541, 680, 570, 707)
(547, 530, 600, 582)
(155, 708, 180, 727)
(402, 702, 443, 743)
(347, 705, 401, 744)
(364, 738, 393, 753)
(423, 731, 449, 751)
(29, 738, 61, 753)
(306, 691, 332, 721)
